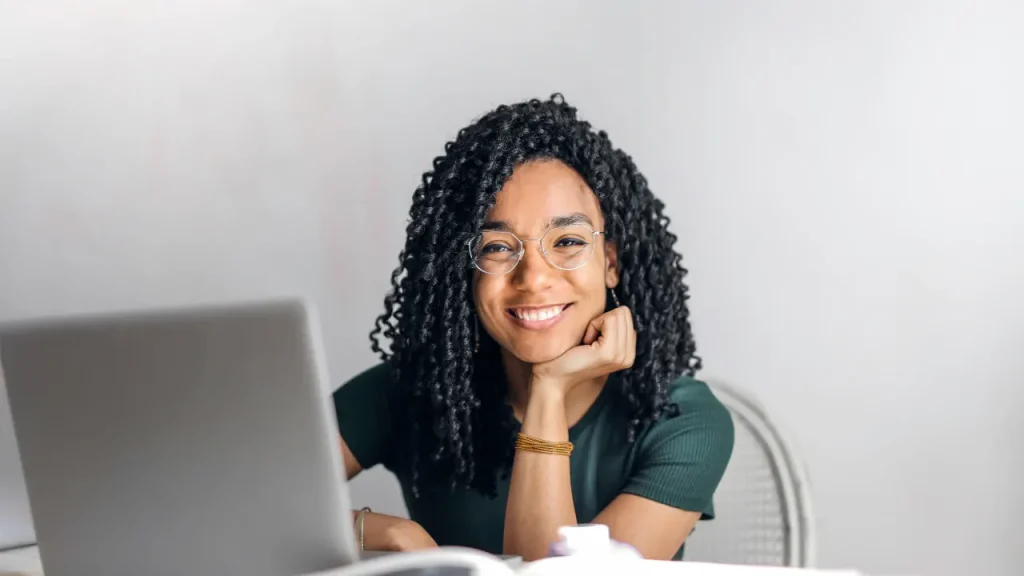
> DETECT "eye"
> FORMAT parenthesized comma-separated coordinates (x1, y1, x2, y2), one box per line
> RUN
(481, 242, 514, 254)
(553, 237, 588, 248)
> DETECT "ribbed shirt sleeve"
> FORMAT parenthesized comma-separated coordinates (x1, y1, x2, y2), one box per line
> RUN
(621, 379, 735, 519)
(331, 362, 396, 471)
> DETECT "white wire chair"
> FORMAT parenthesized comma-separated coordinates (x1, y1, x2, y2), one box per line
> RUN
(683, 381, 816, 567)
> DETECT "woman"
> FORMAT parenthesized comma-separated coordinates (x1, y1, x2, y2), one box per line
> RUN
(333, 94, 734, 562)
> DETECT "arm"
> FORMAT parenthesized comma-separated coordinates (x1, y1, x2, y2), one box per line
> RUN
(507, 388, 693, 559)
(504, 305, 734, 560)
(340, 435, 363, 480)
(334, 365, 437, 552)
(340, 434, 438, 551)
(504, 307, 635, 560)
(502, 387, 577, 560)
(594, 494, 701, 559)
(596, 380, 735, 560)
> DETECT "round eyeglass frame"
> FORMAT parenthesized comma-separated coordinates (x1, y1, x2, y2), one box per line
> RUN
(466, 225, 606, 276)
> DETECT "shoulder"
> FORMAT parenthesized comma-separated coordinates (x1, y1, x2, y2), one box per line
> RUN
(640, 375, 734, 447)
(333, 361, 395, 397)
(332, 361, 405, 420)
(667, 375, 734, 433)
(332, 362, 402, 469)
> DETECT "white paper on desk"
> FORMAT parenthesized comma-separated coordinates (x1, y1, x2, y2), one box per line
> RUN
(517, 556, 863, 576)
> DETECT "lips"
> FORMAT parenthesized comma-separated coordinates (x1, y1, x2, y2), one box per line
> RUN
(506, 304, 572, 330)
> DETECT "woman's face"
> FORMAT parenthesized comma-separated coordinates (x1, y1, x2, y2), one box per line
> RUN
(472, 160, 618, 364)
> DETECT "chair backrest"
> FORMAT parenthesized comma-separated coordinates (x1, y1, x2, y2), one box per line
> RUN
(683, 381, 816, 567)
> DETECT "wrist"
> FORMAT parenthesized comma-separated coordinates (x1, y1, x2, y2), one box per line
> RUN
(522, 381, 569, 440)
(354, 507, 372, 551)
(527, 378, 568, 406)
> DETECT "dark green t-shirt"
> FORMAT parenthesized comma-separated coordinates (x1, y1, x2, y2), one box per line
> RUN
(332, 363, 734, 560)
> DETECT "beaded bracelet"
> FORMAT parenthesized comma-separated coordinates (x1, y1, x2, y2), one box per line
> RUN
(515, 432, 574, 456)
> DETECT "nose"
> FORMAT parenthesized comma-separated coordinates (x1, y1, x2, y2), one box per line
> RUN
(510, 241, 555, 293)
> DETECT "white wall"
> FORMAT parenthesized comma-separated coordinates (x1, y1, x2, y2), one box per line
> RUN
(2, 2, 1022, 575)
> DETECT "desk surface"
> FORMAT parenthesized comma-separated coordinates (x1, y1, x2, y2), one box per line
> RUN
(0, 545, 867, 576)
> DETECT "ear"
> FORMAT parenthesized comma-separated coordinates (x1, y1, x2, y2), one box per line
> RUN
(604, 239, 620, 289)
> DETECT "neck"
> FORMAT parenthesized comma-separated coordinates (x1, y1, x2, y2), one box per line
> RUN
(501, 349, 607, 427)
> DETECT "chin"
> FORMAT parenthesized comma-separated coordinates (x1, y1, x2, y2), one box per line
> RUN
(507, 340, 576, 365)
(513, 350, 563, 364)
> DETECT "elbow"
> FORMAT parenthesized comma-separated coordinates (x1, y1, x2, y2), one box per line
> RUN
(507, 546, 551, 563)
(504, 537, 554, 562)
(505, 527, 580, 562)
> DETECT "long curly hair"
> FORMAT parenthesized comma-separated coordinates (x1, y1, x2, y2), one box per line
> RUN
(369, 94, 700, 497)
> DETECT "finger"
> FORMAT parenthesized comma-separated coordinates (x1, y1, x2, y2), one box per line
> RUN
(617, 312, 629, 366)
(582, 320, 601, 346)
(598, 313, 621, 362)
(618, 315, 634, 364)
(620, 307, 637, 365)
(604, 309, 619, 361)
(619, 305, 634, 332)
(602, 308, 621, 363)
(585, 309, 614, 344)
(582, 313, 609, 346)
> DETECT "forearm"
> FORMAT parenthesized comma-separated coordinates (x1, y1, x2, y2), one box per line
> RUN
(503, 386, 577, 560)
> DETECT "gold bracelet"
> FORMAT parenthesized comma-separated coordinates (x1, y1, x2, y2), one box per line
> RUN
(515, 432, 574, 456)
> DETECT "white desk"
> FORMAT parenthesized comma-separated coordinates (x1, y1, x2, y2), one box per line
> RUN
(0, 545, 867, 576)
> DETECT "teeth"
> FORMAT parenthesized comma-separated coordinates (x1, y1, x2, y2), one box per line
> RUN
(513, 306, 565, 322)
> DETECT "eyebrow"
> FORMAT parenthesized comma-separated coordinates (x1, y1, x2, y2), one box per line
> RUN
(481, 212, 594, 232)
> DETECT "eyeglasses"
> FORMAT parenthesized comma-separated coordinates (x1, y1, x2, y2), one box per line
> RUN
(467, 224, 605, 276)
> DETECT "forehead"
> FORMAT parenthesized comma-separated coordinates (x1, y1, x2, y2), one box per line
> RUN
(487, 160, 603, 232)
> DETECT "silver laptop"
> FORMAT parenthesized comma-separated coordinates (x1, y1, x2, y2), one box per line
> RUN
(0, 299, 358, 576)
(0, 370, 35, 552)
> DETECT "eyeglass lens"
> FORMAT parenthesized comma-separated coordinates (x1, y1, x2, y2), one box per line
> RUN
(471, 224, 597, 275)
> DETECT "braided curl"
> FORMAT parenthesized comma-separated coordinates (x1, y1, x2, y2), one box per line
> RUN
(369, 94, 700, 497)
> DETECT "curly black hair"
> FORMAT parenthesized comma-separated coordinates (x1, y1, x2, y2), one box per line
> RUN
(369, 94, 700, 498)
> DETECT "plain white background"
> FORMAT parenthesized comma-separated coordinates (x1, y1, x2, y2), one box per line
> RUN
(2, 2, 1022, 575)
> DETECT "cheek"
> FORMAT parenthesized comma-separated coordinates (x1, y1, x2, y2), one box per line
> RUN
(472, 275, 505, 323)
(569, 269, 610, 309)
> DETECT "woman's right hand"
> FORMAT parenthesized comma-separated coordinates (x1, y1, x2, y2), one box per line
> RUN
(361, 511, 438, 552)
(530, 305, 636, 397)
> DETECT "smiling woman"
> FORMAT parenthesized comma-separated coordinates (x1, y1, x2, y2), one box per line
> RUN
(331, 94, 735, 561)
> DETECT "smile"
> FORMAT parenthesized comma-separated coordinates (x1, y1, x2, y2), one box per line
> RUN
(507, 304, 571, 330)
